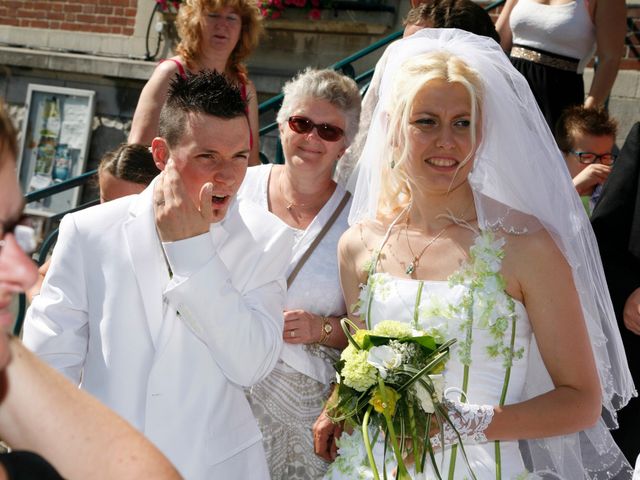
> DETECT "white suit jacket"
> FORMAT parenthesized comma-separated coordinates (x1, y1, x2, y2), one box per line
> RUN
(23, 182, 293, 479)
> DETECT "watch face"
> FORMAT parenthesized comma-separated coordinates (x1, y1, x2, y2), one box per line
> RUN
(323, 322, 333, 334)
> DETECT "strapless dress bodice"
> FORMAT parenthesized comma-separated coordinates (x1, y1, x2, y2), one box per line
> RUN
(363, 273, 532, 408)
(327, 231, 536, 479)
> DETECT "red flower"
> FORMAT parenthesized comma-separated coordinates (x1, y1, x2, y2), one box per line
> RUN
(271, 10, 282, 19)
(309, 7, 321, 19)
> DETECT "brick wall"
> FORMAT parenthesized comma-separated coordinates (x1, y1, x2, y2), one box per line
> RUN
(0, 0, 138, 35)
(484, 3, 640, 71)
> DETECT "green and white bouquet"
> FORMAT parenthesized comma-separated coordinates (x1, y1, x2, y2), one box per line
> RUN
(327, 319, 463, 480)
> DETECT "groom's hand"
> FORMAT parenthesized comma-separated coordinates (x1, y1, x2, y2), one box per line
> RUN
(154, 159, 214, 242)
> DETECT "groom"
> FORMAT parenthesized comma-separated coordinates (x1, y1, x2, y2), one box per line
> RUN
(23, 71, 293, 479)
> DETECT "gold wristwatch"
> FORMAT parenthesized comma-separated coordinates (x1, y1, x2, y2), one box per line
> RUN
(319, 316, 333, 345)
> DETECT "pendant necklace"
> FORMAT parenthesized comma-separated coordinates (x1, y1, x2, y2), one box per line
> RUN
(279, 171, 310, 212)
(404, 224, 447, 276)
(402, 202, 474, 276)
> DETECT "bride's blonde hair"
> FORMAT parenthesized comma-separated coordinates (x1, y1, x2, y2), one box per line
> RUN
(377, 51, 483, 219)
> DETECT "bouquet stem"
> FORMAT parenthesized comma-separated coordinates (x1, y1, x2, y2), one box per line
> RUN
(407, 400, 422, 473)
(362, 406, 381, 480)
(378, 379, 411, 480)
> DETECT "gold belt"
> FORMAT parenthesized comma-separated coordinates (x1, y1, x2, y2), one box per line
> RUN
(511, 46, 579, 73)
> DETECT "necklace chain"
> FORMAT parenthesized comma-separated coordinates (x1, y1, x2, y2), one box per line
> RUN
(401, 203, 473, 276)
(404, 224, 447, 276)
(279, 170, 310, 211)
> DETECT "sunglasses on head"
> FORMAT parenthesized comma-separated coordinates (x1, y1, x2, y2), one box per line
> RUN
(287, 116, 345, 142)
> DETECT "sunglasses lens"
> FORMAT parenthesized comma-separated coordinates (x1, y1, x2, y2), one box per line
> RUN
(288, 117, 313, 134)
(316, 125, 343, 142)
(288, 116, 344, 142)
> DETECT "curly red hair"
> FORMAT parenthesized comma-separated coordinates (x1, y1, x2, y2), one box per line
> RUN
(176, 0, 264, 81)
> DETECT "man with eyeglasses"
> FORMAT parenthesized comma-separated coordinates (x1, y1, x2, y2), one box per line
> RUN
(0, 101, 182, 479)
(555, 105, 618, 215)
(23, 72, 292, 480)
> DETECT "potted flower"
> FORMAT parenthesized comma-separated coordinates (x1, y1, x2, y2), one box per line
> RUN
(155, 0, 182, 13)
(259, 0, 332, 20)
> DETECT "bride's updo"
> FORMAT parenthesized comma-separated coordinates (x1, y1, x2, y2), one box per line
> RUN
(377, 51, 483, 219)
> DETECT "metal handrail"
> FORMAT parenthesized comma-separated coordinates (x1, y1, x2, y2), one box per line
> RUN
(24, 170, 97, 204)
(258, 29, 402, 122)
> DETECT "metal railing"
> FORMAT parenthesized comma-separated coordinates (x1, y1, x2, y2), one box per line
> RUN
(257, 29, 403, 163)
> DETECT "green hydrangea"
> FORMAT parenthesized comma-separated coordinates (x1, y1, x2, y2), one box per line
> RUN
(373, 320, 412, 338)
(340, 345, 377, 392)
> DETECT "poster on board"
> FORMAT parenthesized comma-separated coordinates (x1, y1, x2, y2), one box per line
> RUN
(17, 84, 95, 217)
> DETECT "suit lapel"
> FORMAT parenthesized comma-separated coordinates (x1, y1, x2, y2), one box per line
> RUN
(124, 183, 168, 349)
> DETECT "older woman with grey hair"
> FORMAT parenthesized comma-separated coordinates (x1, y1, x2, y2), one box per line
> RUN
(240, 68, 360, 479)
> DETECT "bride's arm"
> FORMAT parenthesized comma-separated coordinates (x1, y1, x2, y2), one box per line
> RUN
(338, 223, 371, 326)
(483, 230, 601, 441)
(312, 224, 370, 461)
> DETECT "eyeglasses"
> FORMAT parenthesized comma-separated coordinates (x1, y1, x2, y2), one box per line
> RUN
(570, 151, 617, 166)
(288, 116, 345, 142)
(0, 215, 36, 255)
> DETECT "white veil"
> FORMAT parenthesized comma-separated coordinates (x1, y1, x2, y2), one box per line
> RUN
(349, 28, 636, 478)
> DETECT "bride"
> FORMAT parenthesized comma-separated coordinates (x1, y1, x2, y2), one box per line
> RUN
(316, 29, 635, 479)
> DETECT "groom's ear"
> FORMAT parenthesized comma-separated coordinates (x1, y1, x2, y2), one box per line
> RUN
(151, 137, 170, 171)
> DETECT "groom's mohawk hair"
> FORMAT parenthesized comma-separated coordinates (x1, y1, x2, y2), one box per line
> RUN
(159, 70, 247, 147)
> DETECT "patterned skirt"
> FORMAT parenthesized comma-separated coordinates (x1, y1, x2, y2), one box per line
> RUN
(246, 360, 332, 480)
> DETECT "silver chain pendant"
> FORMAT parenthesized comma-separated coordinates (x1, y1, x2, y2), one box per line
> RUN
(406, 262, 415, 275)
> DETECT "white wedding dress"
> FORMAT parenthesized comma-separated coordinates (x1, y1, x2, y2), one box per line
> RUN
(326, 230, 534, 480)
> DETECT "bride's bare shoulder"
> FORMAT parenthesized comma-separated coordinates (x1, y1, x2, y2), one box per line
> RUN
(503, 227, 560, 257)
(502, 227, 570, 278)
(340, 219, 389, 248)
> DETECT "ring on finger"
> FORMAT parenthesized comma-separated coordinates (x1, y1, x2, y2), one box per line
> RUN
(290, 330, 296, 338)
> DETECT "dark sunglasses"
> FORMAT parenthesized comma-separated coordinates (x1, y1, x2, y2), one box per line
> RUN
(288, 116, 345, 142)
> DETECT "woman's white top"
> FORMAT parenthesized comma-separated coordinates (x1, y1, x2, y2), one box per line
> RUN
(510, 0, 596, 72)
(238, 164, 350, 383)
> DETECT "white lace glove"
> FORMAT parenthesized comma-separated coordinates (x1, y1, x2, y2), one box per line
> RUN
(430, 397, 494, 448)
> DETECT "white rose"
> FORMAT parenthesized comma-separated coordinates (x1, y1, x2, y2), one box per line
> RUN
(367, 345, 403, 379)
